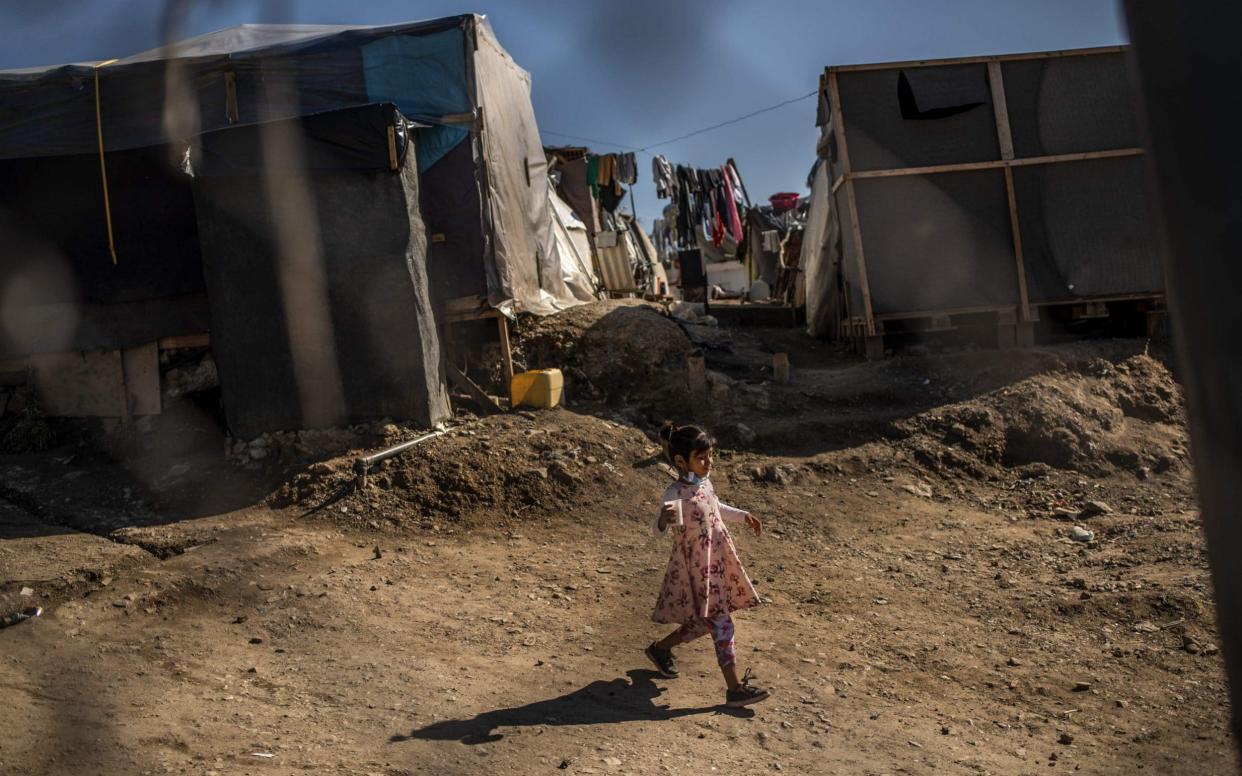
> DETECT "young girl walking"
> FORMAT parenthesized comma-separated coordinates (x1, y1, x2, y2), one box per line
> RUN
(645, 422, 770, 707)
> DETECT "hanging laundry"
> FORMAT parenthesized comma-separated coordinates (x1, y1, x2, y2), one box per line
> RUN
(721, 164, 744, 245)
(586, 154, 601, 198)
(653, 156, 754, 251)
(769, 192, 800, 213)
(599, 179, 625, 214)
(619, 152, 638, 184)
(652, 154, 675, 197)
(598, 154, 616, 188)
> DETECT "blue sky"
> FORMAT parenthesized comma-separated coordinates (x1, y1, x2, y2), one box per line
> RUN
(0, 0, 1127, 226)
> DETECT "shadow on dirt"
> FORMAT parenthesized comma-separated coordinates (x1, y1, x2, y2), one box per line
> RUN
(0, 390, 274, 541)
(392, 669, 753, 745)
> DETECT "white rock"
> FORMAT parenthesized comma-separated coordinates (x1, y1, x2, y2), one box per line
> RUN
(1070, 526, 1094, 543)
(901, 482, 933, 498)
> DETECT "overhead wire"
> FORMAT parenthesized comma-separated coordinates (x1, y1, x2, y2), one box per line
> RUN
(637, 90, 817, 151)
(543, 89, 818, 157)
(540, 130, 647, 152)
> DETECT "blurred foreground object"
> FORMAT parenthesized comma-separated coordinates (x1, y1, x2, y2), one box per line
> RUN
(1125, 0, 1242, 754)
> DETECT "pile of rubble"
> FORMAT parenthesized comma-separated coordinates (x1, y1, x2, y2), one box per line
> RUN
(226, 422, 406, 468)
(891, 353, 1187, 482)
(0, 387, 53, 454)
(270, 408, 662, 527)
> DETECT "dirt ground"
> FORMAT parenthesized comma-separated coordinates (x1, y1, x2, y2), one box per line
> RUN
(0, 301, 1232, 775)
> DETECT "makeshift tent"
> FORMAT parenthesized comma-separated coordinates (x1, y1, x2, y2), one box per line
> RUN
(800, 46, 1163, 350)
(193, 103, 449, 436)
(546, 145, 661, 298)
(0, 15, 580, 429)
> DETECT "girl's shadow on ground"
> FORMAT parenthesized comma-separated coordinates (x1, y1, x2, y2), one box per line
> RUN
(391, 669, 754, 745)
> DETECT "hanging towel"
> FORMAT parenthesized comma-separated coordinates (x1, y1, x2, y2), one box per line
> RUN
(617, 152, 636, 184)
(598, 154, 616, 188)
(587, 155, 600, 198)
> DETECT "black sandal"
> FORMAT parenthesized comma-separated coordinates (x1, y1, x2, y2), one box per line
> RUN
(725, 668, 770, 707)
(645, 642, 680, 678)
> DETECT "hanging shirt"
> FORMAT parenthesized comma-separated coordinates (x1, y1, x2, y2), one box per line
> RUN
(586, 155, 600, 198)
(598, 154, 616, 188)
(619, 152, 638, 184)
(653, 154, 675, 198)
(721, 164, 744, 245)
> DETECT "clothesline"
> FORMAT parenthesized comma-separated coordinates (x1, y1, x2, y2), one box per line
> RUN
(542, 89, 817, 156)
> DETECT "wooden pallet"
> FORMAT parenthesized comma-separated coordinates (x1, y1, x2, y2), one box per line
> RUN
(844, 293, 1167, 358)
(844, 306, 1034, 359)
(1032, 294, 1167, 339)
(707, 301, 799, 328)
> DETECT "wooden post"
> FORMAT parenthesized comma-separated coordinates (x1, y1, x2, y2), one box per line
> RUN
(864, 331, 885, 361)
(988, 60, 1033, 330)
(115, 349, 131, 426)
(772, 353, 790, 383)
(988, 61, 1015, 160)
(497, 315, 514, 407)
(828, 70, 877, 338)
(386, 125, 399, 171)
(1146, 309, 1168, 340)
(224, 71, 239, 124)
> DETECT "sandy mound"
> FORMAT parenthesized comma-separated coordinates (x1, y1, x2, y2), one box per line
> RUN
(271, 408, 668, 528)
(893, 353, 1188, 481)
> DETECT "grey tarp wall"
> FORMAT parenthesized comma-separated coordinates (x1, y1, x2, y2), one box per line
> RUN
(193, 103, 449, 437)
(472, 21, 569, 315)
(802, 47, 1163, 339)
(0, 14, 583, 357)
(0, 144, 210, 357)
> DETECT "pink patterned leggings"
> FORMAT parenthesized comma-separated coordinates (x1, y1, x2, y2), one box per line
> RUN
(674, 613, 736, 667)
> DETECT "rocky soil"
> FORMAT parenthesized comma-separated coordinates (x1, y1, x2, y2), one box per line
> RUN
(0, 301, 1230, 775)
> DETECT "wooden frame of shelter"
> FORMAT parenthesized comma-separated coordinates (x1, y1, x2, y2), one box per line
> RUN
(817, 45, 1163, 358)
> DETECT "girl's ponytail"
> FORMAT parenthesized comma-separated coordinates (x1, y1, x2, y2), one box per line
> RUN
(658, 421, 675, 445)
(660, 421, 716, 468)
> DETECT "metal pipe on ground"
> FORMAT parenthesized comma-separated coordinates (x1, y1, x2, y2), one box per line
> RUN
(353, 428, 450, 487)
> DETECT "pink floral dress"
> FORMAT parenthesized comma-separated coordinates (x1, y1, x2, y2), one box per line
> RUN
(651, 477, 761, 624)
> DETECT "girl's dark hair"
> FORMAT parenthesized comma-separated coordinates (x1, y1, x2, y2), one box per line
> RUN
(659, 422, 716, 467)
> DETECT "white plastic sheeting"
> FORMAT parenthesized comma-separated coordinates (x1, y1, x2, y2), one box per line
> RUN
(546, 186, 601, 305)
(472, 18, 572, 316)
(801, 159, 842, 338)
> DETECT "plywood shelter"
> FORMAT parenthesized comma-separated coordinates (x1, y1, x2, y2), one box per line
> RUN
(0, 15, 586, 435)
(799, 46, 1165, 350)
